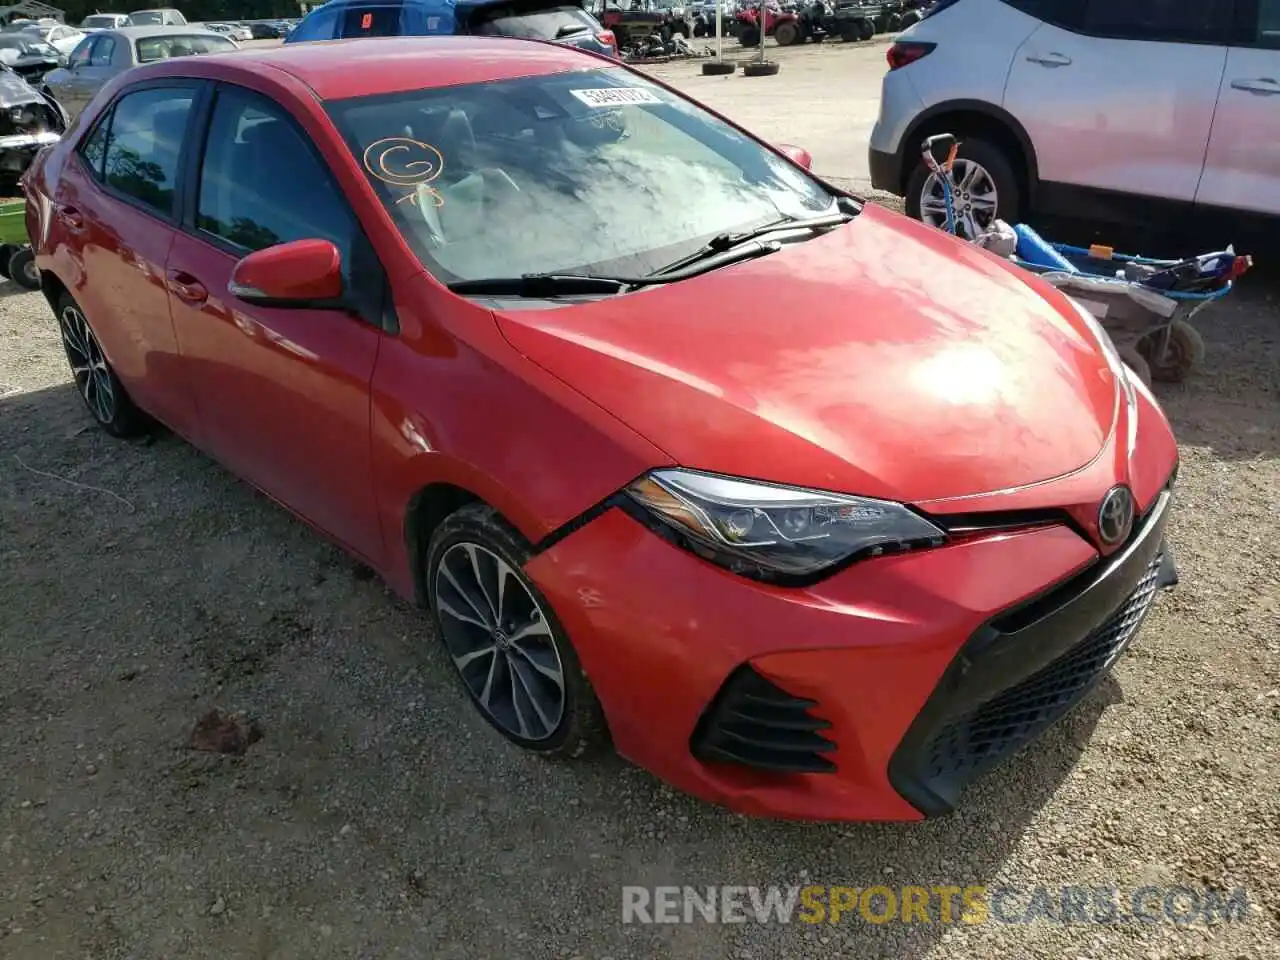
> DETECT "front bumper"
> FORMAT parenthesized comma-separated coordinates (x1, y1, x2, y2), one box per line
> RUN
(527, 474, 1176, 821)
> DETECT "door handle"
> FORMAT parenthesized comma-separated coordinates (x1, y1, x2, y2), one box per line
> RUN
(55, 203, 83, 229)
(1026, 52, 1072, 67)
(1230, 77, 1280, 95)
(167, 269, 208, 305)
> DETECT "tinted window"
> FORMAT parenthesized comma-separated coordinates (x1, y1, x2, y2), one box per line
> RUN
(327, 68, 834, 282)
(128, 11, 163, 24)
(1248, 0, 1280, 46)
(90, 35, 115, 65)
(1080, 0, 1225, 42)
(78, 112, 110, 179)
(134, 33, 235, 62)
(336, 2, 455, 37)
(102, 87, 194, 214)
(1002, 0, 1084, 28)
(196, 87, 353, 257)
(473, 4, 598, 39)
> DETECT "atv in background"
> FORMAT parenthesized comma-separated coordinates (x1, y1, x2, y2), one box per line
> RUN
(592, 0, 690, 43)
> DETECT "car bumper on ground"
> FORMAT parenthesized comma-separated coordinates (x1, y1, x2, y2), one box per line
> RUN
(526, 471, 1176, 822)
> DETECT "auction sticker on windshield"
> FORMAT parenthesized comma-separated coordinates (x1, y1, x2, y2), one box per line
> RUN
(569, 88, 663, 108)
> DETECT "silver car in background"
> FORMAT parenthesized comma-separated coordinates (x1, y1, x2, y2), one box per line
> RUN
(41, 26, 237, 118)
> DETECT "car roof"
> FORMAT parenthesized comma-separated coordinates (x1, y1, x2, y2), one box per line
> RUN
(100, 25, 220, 37)
(138, 35, 609, 101)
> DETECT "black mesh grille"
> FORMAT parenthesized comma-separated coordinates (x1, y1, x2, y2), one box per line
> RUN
(921, 552, 1164, 783)
(691, 665, 837, 774)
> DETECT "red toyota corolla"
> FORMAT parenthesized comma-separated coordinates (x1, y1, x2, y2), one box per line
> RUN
(24, 36, 1179, 821)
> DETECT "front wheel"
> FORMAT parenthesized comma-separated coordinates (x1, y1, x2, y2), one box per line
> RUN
(55, 292, 147, 437)
(8, 247, 40, 290)
(1137, 320, 1205, 383)
(426, 503, 608, 759)
(906, 135, 1020, 240)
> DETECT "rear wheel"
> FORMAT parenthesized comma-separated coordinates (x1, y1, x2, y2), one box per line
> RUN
(774, 20, 800, 45)
(857, 16, 874, 39)
(906, 135, 1020, 240)
(426, 503, 607, 759)
(8, 247, 39, 290)
(899, 9, 921, 27)
(55, 292, 147, 437)
(839, 20, 861, 41)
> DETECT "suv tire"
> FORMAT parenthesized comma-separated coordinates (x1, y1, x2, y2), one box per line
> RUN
(905, 134, 1021, 238)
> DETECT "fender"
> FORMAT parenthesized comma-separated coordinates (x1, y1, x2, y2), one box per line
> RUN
(897, 99, 1040, 201)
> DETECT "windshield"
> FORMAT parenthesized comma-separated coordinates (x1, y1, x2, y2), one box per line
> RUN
(327, 68, 834, 282)
(135, 32, 235, 61)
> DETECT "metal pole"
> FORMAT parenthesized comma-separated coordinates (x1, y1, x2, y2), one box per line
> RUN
(758, 0, 766, 61)
(715, 0, 722, 59)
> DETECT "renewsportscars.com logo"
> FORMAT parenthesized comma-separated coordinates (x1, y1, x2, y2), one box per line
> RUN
(621, 885, 1251, 926)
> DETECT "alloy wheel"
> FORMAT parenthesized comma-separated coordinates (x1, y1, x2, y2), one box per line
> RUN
(920, 159, 999, 240)
(434, 542, 566, 742)
(59, 304, 116, 424)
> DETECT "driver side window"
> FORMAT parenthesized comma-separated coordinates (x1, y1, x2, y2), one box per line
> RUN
(90, 36, 115, 66)
(68, 36, 93, 67)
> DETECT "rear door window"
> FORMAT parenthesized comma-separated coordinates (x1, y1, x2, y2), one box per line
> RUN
(100, 86, 196, 216)
(1079, 0, 1230, 43)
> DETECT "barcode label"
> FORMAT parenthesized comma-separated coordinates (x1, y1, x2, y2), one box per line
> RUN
(569, 87, 663, 108)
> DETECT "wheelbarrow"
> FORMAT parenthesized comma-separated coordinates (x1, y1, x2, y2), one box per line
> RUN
(918, 133, 1250, 384)
(0, 195, 39, 291)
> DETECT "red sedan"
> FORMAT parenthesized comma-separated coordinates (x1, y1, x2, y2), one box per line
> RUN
(24, 36, 1179, 821)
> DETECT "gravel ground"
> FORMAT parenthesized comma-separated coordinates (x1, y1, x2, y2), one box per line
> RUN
(2, 48, 1280, 959)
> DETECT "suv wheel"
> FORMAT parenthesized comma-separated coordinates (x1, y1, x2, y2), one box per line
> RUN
(906, 135, 1020, 240)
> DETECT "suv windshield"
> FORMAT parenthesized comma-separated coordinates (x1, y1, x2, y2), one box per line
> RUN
(135, 32, 235, 61)
(327, 68, 834, 282)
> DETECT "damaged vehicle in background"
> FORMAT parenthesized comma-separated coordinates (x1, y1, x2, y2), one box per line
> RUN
(0, 63, 66, 190)
(0, 33, 67, 85)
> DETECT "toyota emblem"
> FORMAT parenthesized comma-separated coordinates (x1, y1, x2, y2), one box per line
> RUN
(1097, 485, 1135, 546)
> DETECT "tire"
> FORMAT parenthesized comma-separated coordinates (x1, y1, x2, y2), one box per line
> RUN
(906, 134, 1021, 240)
(739, 25, 759, 45)
(887, 11, 902, 30)
(742, 59, 781, 76)
(425, 503, 608, 760)
(702, 59, 736, 75)
(693, 21, 706, 37)
(0, 244, 13, 280)
(8, 247, 39, 290)
(1136, 319, 1205, 383)
(774, 20, 799, 45)
(899, 9, 920, 27)
(1117, 346, 1153, 389)
(857, 16, 874, 40)
(55, 292, 147, 437)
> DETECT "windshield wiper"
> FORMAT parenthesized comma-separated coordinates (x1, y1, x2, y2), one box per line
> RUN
(446, 240, 783, 298)
(653, 208, 856, 277)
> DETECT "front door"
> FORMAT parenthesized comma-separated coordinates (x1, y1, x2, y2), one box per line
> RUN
(1004, 0, 1230, 205)
(1196, 0, 1280, 216)
(52, 82, 201, 437)
(165, 83, 387, 564)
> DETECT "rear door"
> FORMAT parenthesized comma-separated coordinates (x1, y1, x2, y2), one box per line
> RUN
(1194, 0, 1280, 215)
(1003, 0, 1230, 206)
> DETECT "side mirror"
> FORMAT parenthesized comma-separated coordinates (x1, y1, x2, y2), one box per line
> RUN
(228, 238, 343, 307)
(776, 143, 812, 170)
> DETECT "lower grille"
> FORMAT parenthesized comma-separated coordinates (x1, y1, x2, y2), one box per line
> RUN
(691, 665, 837, 774)
(921, 552, 1164, 785)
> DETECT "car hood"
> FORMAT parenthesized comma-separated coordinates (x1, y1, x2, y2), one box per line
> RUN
(0, 67, 44, 105)
(495, 204, 1119, 504)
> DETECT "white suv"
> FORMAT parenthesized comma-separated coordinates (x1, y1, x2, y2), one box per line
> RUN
(869, 0, 1280, 246)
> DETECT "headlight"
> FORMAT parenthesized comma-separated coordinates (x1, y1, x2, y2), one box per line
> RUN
(624, 469, 946, 582)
